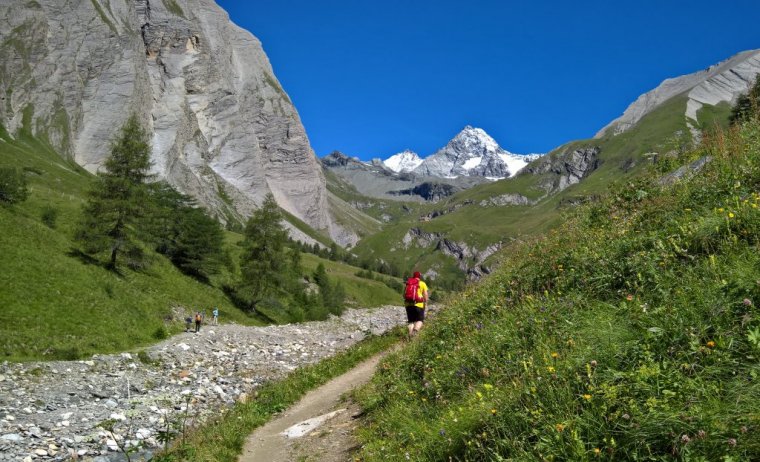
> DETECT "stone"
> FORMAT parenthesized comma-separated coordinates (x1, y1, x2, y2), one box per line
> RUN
(0, 433, 22, 442)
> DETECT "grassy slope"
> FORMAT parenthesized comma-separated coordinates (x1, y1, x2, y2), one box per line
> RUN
(300, 252, 402, 307)
(0, 130, 403, 361)
(356, 118, 760, 460)
(0, 130, 259, 361)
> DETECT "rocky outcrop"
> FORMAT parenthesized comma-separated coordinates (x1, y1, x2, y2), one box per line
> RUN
(0, 0, 333, 237)
(596, 49, 760, 138)
(401, 227, 501, 279)
(479, 193, 534, 207)
(525, 146, 600, 194)
(389, 182, 459, 202)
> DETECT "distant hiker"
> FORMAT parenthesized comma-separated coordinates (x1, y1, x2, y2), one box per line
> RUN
(403, 271, 429, 339)
(212, 307, 219, 325)
(194, 312, 202, 333)
(185, 316, 193, 332)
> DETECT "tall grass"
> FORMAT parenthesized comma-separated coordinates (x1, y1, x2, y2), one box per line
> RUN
(355, 118, 760, 460)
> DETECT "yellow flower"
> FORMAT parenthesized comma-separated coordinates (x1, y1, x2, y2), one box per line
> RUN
(593, 448, 601, 455)
(706, 340, 716, 348)
(551, 352, 559, 359)
(490, 409, 497, 415)
(555, 423, 565, 432)
(483, 383, 493, 390)
(583, 394, 592, 401)
(547, 366, 556, 373)
(728, 212, 735, 218)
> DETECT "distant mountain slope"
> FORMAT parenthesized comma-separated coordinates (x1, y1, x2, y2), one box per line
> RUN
(350, 49, 759, 283)
(323, 127, 541, 203)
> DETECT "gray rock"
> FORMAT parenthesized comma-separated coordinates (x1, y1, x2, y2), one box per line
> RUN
(0, 0, 338, 242)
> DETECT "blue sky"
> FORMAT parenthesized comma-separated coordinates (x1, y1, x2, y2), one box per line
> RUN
(216, 0, 760, 160)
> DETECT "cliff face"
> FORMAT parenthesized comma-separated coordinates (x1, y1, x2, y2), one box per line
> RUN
(0, 0, 331, 232)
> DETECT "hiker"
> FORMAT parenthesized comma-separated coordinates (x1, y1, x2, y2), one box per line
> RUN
(185, 316, 193, 332)
(194, 311, 202, 333)
(212, 307, 219, 325)
(404, 271, 429, 339)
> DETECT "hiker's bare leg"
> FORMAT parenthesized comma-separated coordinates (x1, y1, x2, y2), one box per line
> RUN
(407, 323, 415, 339)
(413, 321, 423, 334)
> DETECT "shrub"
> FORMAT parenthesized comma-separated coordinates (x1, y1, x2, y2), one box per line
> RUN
(40, 206, 58, 228)
(0, 167, 29, 204)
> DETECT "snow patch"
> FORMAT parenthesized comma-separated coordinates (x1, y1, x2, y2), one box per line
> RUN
(461, 156, 483, 170)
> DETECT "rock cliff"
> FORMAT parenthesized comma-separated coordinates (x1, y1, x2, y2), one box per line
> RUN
(0, 0, 334, 236)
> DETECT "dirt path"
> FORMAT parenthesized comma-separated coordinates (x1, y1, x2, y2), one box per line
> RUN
(239, 348, 394, 462)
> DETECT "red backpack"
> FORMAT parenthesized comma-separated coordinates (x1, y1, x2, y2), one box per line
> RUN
(404, 277, 424, 304)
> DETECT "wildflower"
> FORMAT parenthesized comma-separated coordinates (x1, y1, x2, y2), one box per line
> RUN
(590, 360, 598, 368)
(697, 430, 706, 439)
(483, 383, 493, 391)
(706, 341, 716, 348)
(551, 352, 559, 359)
(583, 394, 592, 401)
(439, 429, 446, 436)
(681, 434, 691, 444)
(743, 298, 753, 307)
(727, 438, 737, 447)
(491, 409, 497, 415)
(555, 423, 565, 432)
(729, 212, 735, 218)
(593, 448, 601, 455)
(626, 294, 634, 301)
(547, 366, 556, 373)
(622, 413, 630, 420)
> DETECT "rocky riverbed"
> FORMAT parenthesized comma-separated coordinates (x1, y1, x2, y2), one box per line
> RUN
(0, 306, 410, 461)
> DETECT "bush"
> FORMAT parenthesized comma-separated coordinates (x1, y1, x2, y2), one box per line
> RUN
(41, 206, 58, 228)
(0, 167, 29, 204)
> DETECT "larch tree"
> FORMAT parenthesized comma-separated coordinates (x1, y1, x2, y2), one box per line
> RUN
(74, 115, 152, 270)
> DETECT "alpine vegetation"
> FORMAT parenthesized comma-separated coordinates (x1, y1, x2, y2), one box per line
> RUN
(356, 87, 760, 461)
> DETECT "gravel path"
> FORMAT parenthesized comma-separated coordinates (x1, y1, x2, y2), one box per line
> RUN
(0, 306, 409, 461)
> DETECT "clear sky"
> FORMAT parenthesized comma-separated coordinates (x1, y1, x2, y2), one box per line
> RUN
(215, 0, 760, 160)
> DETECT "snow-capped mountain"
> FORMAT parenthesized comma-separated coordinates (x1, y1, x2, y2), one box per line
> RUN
(413, 126, 539, 179)
(383, 150, 423, 173)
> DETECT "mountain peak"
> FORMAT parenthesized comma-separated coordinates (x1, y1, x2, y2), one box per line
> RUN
(383, 150, 423, 173)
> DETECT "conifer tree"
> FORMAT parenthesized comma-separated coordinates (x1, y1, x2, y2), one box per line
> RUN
(239, 193, 289, 308)
(74, 115, 152, 269)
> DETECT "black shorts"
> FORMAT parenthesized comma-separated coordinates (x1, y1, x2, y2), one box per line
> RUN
(405, 306, 425, 323)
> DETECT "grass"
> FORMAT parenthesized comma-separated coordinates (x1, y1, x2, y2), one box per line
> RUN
(154, 330, 401, 462)
(162, 0, 185, 18)
(354, 116, 760, 460)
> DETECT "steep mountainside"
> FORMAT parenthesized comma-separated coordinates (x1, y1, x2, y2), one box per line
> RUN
(597, 49, 760, 138)
(0, 0, 341, 239)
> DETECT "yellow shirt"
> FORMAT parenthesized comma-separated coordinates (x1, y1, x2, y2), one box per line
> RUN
(409, 280, 428, 308)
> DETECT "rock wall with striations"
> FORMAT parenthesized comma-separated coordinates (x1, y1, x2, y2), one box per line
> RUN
(596, 49, 760, 139)
(0, 0, 336, 237)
